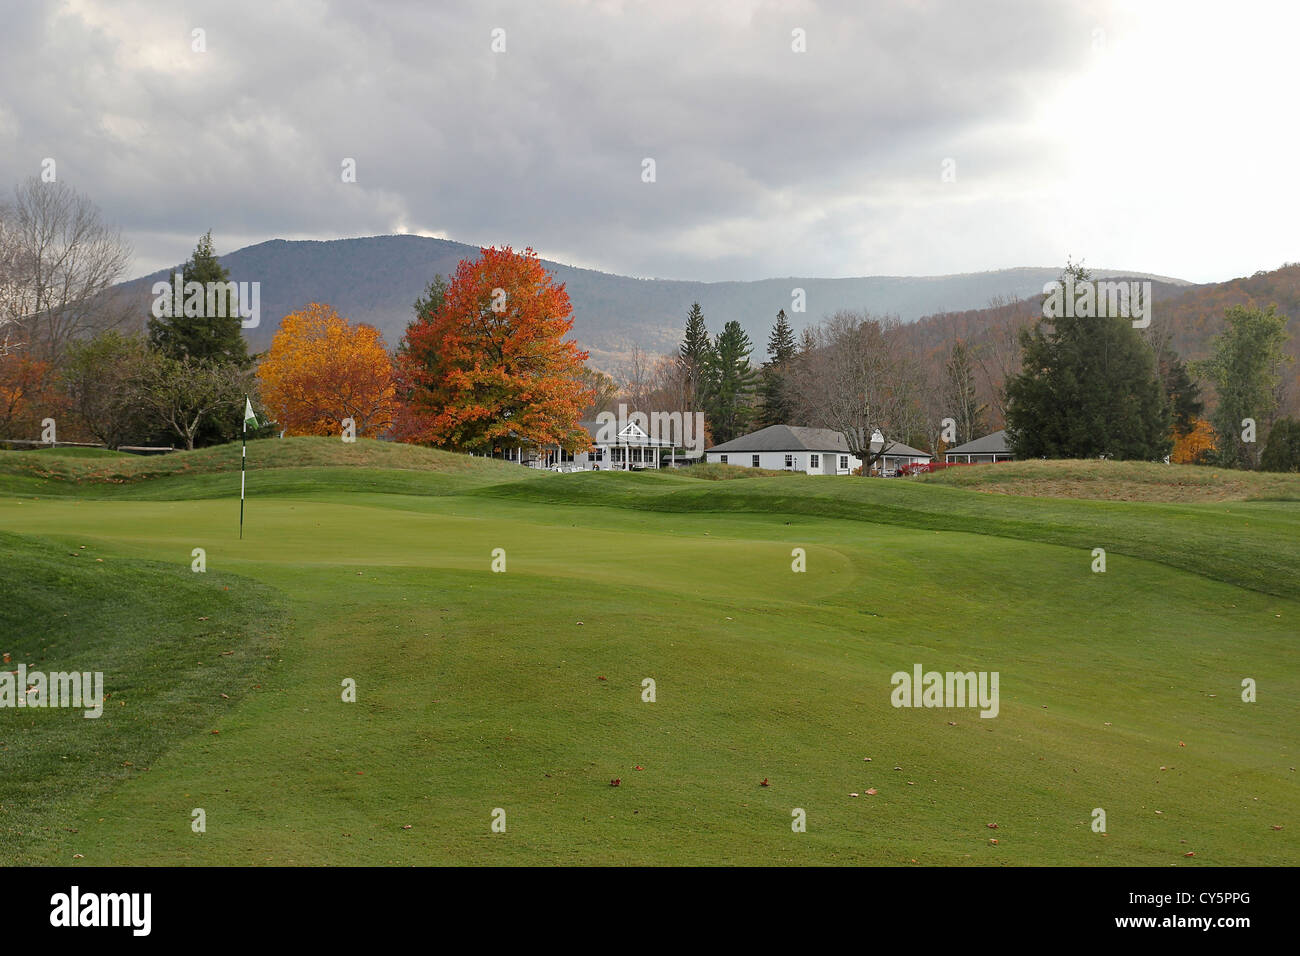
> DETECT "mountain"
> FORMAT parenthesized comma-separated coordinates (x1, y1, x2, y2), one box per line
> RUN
(900, 263, 1300, 423)
(118, 235, 1190, 372)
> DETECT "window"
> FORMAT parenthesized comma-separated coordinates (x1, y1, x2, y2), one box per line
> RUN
(591, 448, 603, 461)
(810, 454, 820, 468)
(785, 454, 794, 468)
(720, 454, 728, 464)
(839, 456, 848, 469)
(752, 454, 760, 467)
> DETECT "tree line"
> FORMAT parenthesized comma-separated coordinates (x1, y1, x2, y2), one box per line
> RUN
(2, 175, 1295, 471)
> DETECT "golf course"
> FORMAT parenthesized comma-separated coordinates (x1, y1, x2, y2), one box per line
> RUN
(1, 439, 1296, 866)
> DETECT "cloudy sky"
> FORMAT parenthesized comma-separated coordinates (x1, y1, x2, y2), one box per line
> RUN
(2, 0, 1296, 284)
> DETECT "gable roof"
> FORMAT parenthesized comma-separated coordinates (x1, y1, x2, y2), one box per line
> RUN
(578, 419, 676, 447)
(874, 439, 932, 459)
(944, 429, 1011, 455)
(707, 424, 852, 454)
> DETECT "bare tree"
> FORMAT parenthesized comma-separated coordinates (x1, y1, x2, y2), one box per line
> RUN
(788, 310, 924, 473)
(142, 356, 253, 451)
(0, 178, 134, 362)
(973, 294, 1029, 428)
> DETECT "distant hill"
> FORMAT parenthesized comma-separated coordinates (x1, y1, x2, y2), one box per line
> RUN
(117, 235, 1189, 372)
(903, 263, 1300, 423)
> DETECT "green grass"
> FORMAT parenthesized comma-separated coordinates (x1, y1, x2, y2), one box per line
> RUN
(0, 530, 287, 863)
(0, 439, 1295, 866)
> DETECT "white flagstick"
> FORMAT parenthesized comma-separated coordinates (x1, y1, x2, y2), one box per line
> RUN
(239, 414, 246, 539)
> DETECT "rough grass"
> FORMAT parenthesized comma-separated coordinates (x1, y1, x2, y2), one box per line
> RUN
(0, 530, 288, 864)
(917, 458, 1300, 503)
(673, 462, 796, 480)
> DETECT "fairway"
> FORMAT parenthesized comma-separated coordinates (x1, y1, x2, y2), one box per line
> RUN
(1, 440, 1296, 866)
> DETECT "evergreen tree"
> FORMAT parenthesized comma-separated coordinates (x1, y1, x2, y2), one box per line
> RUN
(1004, 262, 1172, 460)
(397, 275, 450, 399)
(703, 320, 758, 444)
(147, 231, 251, 367)
(1260, 418, 1300, 472)
(757, 309, 798, 427)
(412, 275, 449, 321)
(1156, 346, 1203, 435)
(145, 231, 252, 446)
(679, 302, 710, 406)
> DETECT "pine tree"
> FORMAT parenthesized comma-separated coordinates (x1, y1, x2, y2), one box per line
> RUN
(1005, 262, 1172, 460)
(147, 231, 251, 367)
(757, 309, 797, 427)
(679, 302, 710, 406)
(703, 320, 758, 443)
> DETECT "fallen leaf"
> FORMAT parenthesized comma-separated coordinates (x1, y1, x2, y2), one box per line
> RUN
(987, 823, 999, 829)
(610, 778, 621, 787)
(865, 788, 878, 795)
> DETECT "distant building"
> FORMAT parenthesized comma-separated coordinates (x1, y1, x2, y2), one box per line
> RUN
(943, 429, 1015, 464)
(704, 424, 932, 475)
(495, 420, 677, 471)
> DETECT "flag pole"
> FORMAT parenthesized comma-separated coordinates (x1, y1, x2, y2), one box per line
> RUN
(239, 395, 247, 540)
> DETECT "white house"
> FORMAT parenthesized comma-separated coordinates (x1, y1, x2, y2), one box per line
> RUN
(703, 424, 933, 475)
(943, 429, 1015, 464)
(496, 420, 679, 471)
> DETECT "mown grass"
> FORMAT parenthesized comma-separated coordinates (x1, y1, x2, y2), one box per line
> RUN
(0, 440, 1294, 866)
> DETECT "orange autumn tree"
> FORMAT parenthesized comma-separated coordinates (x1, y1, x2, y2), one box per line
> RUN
(1171, 417, 1217, 464)
(395, 246, 594, 453)
(257, 302, 396, 437)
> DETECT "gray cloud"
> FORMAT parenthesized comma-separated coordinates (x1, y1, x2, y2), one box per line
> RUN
(2, 0, 1289, 283)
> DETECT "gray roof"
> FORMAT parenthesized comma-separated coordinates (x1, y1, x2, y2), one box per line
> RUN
(708, 424, 932, 459)
(944, 429, 1011, 455)
(708, 424, 852, 454)
(874, 439, 932, 459)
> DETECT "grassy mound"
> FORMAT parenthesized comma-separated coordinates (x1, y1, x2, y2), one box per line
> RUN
(471, 469, 1300, 601)
(917, 458, 1300, 503)
(0, 436, 529, 498)
(0, 530, 287, 864)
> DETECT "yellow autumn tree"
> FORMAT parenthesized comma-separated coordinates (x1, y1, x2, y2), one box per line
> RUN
(257, 303, 396, 437)
(1171, 418, 1216, 464)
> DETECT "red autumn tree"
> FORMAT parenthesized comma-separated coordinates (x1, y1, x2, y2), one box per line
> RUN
(395, 246, 594, 453)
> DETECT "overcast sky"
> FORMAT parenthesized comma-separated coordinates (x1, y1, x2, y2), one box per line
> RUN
(2, 0, 1296, 284)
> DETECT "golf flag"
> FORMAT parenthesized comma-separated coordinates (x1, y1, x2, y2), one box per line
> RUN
(239, 396, 255, 539)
